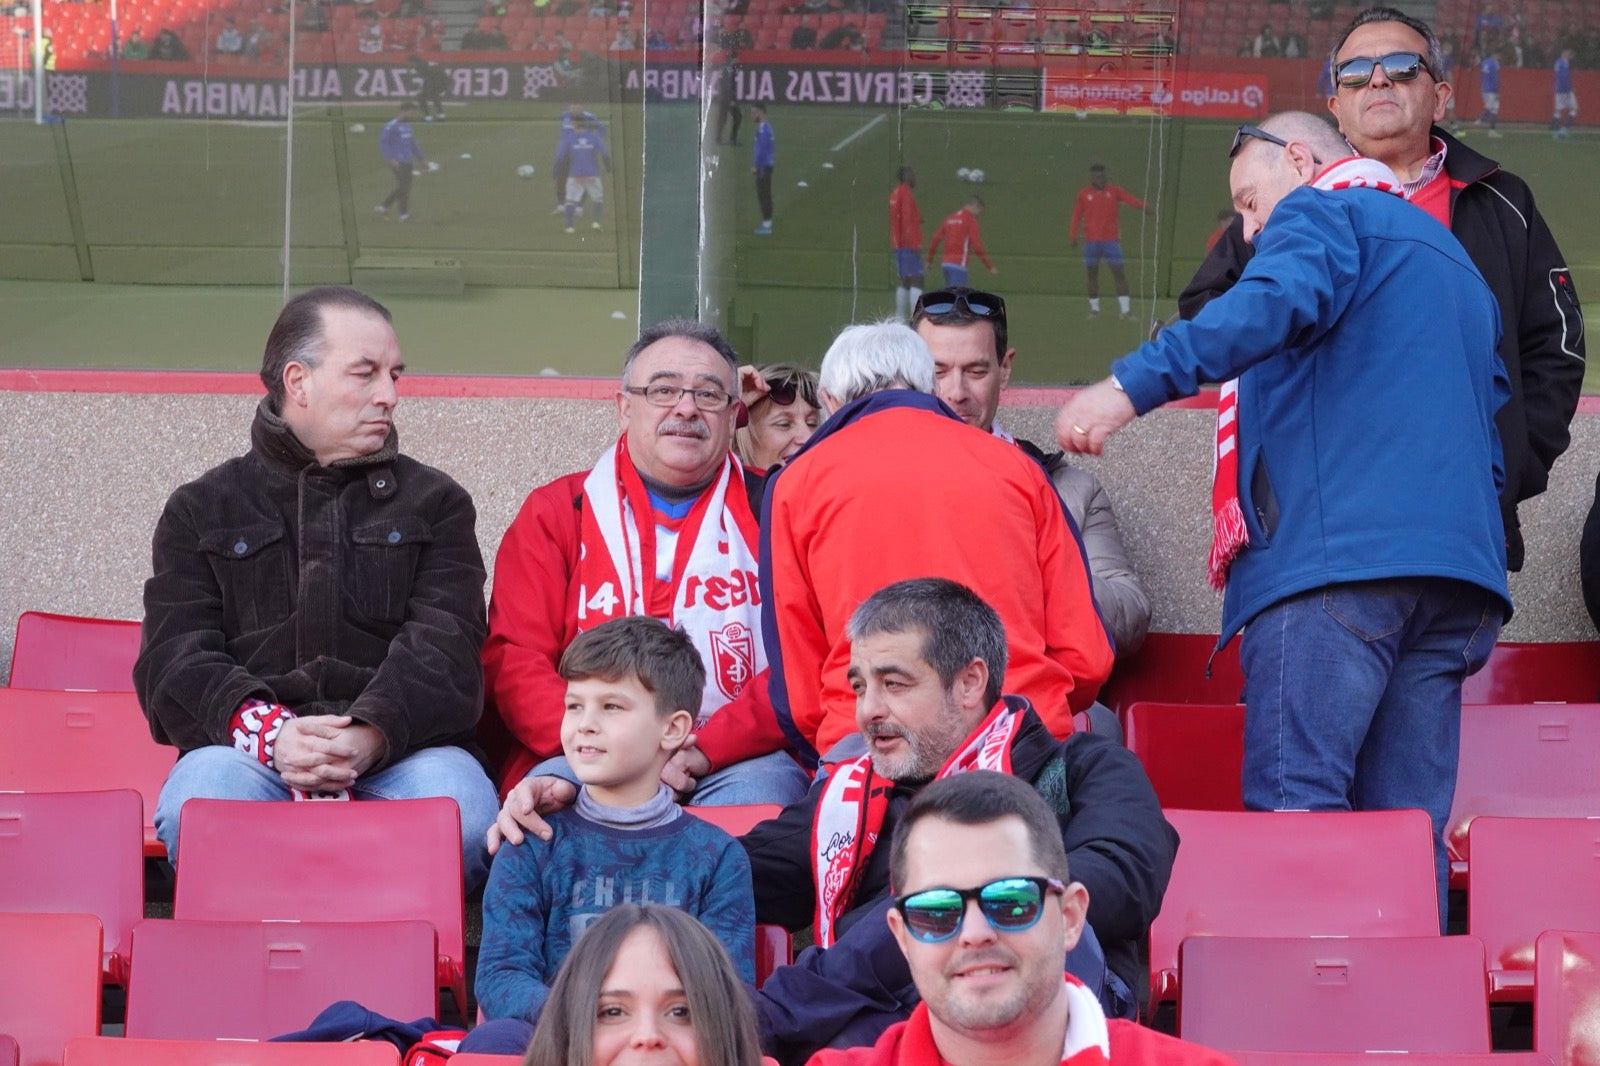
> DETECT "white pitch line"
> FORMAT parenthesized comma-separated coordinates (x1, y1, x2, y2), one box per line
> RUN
(831, 113, 885, 152)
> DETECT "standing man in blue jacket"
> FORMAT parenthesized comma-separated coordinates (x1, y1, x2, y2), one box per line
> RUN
(1056, 111, 1511, 922)
(752, 103, 775, 236)
(375, 101, 433, 222)
(554, 116, 611, 234)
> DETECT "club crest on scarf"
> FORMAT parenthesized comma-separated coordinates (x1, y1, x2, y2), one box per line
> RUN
(709, 621, 756, 704)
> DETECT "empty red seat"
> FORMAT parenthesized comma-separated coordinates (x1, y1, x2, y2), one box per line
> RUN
(0, 689, 174, 858)
(0, 913, 102, 1066)
(686, 803, 781, 836)
(125, 918, 438, 1040)
(1178, 935, 1491, 1052)
(1534, 928, 1600, 1064)
(1122, 702, 1244, 811)
(175, 797, 468, 1013)
(1467, 816, 1600, 1000)
(0, 1035, 18, 1066)
(9, 611, 140, 691)
(1097, 633, 1245, 714)
(0, 790, 143, 985)
(1459, 641, 1600, 704)
(65, 1038, 400, 1066)
(1151, 809, 1440, 1004)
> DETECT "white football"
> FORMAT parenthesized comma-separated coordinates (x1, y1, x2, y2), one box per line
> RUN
(970, 168, 985, 182)
(957, 167, 972, 180)
(349, 123, 366, 133)
(516, 164, 536, 178)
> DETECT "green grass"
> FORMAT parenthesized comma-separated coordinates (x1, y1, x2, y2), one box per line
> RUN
(1, 101, 1596, 386)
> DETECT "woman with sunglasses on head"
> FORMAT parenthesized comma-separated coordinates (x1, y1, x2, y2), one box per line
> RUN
(735, 363, 822, 473)
(523, 903, 765, 1066)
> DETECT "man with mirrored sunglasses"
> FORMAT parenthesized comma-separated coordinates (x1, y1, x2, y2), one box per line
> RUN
(808, 771, 1232, 1066)
(482, 318, 810, 836)
(1181, 4, 1584, 574)
(743, 578, 1174, 1064)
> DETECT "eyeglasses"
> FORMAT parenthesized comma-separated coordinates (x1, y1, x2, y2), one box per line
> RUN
(894, 876, 1066, 944)
(913, 289, 1007, 324)
(1334, 51, 1436, 89)
(624, 384, 736, 412)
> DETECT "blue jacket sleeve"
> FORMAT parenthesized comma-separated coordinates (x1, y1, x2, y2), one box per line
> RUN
(1113, 188, 1362, 415)
(697, 832, 759, 987)
(474, 837, 556, 1022)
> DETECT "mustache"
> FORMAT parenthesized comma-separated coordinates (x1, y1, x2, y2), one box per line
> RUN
(864, 721, 908, 741)
(946, 948, 1019, 977)
(658, 419, 710, 439)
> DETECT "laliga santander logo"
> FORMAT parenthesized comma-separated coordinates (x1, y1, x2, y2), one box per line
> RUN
(710, 621, 755, 700)
(1242, 83, 1266, 109)
(1179, 81, 1267, 109)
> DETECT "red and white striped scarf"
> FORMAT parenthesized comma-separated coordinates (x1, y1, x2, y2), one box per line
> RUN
(1207, 156, 1403, 590)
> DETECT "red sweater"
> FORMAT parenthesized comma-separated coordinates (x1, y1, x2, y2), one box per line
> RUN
(927, 208, 993, 270)
(890, 182, 924, 252)
(1069, 185, 1145, 243)
(761, 398, 1113, 756)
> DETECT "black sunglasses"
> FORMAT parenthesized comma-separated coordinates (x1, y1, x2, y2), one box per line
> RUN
(1229, 124, 1324, 167)
(1334, 51, 1436, 89)
(914, 289, 1007, 323)
(894, 876, 1066, 944)
(762, 367, 816, 408)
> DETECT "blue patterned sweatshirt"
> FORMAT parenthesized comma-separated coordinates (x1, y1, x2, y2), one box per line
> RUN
(475, 801, 756, 1021)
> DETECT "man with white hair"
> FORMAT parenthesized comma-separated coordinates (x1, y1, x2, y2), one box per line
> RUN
(750, 320, 1113, 766)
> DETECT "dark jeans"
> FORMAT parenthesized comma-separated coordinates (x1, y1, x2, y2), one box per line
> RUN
(718, 99, 742, 143)
(381, 160, 413, 213)
(755, 166, 773, 221)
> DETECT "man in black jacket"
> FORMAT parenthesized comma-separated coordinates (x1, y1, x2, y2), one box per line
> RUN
(1181, 6, 1584, 571)
(134, 286, 498, 889)
(742, 578, 1177, 1063)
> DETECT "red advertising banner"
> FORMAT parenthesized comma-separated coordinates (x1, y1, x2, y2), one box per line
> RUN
(1042, 69, 1267, 117)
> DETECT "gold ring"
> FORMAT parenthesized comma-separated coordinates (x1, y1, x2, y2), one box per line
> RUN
(1071, 425, 1088, 435)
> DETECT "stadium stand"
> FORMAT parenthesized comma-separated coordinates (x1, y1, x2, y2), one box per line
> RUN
(1534, 928, 1600, 1064)
(1150, 809, 1440, 1005)
(0, 790, 144, 986)
(64, 1038, 401, 1066)
(173, 797, 470, 1015)
(0, 689, 175, 858)
(1446, 703, 1600, 888)
(1467, 816, 1600, 1001)
(1121, 701, 1244, 811)
(8, 612, 140, 692)
(1177, 935, 1492, 1052)
(0, 913, 103, 1066)
(124, 918, 439, 1041)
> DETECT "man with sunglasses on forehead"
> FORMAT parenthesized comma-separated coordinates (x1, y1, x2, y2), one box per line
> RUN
(481, 319, 810, 835)
(746, 579, 1175, 1063)
(810, 771, 1228, 1066)
(910, 286, 1150, 668)
(1057, 111, 1511, 923)
(1182, 5, 1584, 575)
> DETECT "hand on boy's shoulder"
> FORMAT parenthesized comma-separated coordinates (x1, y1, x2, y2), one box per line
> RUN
(487, 774, 578, 855)
(662, 736, 713, 798)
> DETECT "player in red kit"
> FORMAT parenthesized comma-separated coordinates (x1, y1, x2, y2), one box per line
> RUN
(1068, 163, 1145, 319)
(926, 195, 995, 289)
(889, 165, 924, 321)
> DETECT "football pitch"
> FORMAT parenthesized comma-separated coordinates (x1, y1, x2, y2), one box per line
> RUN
(1, 99, 1595, 386)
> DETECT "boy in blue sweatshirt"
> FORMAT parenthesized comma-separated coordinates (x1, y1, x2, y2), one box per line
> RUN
(469, 616, 755, 1050)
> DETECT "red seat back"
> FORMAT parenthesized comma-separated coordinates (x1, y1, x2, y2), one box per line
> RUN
(174, 798, 467, 1012)
(1468, 816, 1600, 1000)
(65, 1037, 399, 1066)
(0, 690, 174, 857)
(1232, 1053, 1553, 1066)
(1179, 935, 1491, 1053)
(1151, 809, 1440, 1003)
(0, 790, 144, 984)
(125, 918, 438, 1039)
(0, 913, 103, 1066)
(686, 804, 782, 837)
(1447, 704, 1600, 887)
(1534, 928, 1600, 1062)
(0, 1036, 17, 1066)
(1123, 702, 1244, 811)
(9, 612, 141, 691)
(1097, 633, 1245, 714)
(1459, 642, 1600, 705)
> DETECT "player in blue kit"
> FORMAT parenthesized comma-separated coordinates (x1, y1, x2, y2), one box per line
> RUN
(554, 117, 612, 233)
(1553, 48, 1577, 140)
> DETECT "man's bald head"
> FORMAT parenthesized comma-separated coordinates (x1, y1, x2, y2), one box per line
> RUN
(1229, 111, 1349, 243)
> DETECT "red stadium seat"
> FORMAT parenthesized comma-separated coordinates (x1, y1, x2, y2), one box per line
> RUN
(0, 913, 102, 1066)
(1122, 702, 1244, 811)
(1460, 641, 1600, 704)
(125, 918, 438, 1040)
(1534, 928, 1600, 1063)
(65, 1038, 399, 1066)
(1178, 935, 1491, 1052)
(1150, 809, 1440, 1004)
(0, 1035, 18, 1066)
(756, 923, 792, 987)
(1446, 703, 1600, 888)
(174, 798, 468, 1014)
(1232, 1054, 1552, 1066)
(1097, 633, 1245, 714)
(0, 790, 143, 985)
(0, 688, 175, 858)
(1467, 816, 1600, 1001)
(686, 803, 781, 836)
(448, 1058, 520, 1066)
(9, 611, 140, 691)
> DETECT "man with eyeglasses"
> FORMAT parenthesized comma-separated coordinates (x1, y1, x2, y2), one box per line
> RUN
(1056, 111, 1510, 924)
(744, 579, 1175, 1064)
(808, 770, 1227, 1066)
(481, 318, 811, 827)
(1183, 4, 1584, 575)
(910, 286, 1150, 667)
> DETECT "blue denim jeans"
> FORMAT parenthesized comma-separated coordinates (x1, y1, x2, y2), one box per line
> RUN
(530, 748, 811, 808)
(1239, 577, 1502, 925)
(155, 744, 500, 892)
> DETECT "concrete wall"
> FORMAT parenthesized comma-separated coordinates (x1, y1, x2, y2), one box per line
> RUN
(2, 386, 1595, 682)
